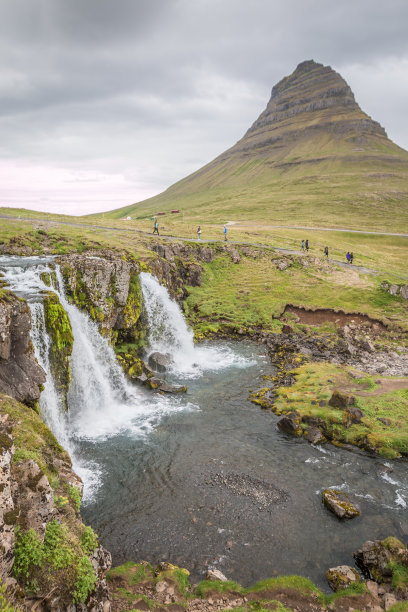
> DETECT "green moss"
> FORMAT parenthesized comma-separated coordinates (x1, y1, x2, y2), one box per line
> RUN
(107, 562, 154, 585)
(1, 394, 63, 482)
(43, 293, 73, 404)
(195, 580, 242, 597)
(323, 581, 367, 605)
(245, 575, 322, 597)
(388, 561, 408, 592)
(388, 603, 408, 612)
(383, 537, 405, 552)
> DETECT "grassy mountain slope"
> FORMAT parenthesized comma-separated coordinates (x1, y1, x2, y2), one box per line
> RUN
(101, 60, 408, 231)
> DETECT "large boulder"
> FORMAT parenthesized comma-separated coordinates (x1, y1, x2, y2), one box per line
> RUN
(148, 352, 173, 372)
(322, 489, 360, 519)
(329, 390, 355, 409)
(354, 537, 408, 584)
(326, 565, 361, 591)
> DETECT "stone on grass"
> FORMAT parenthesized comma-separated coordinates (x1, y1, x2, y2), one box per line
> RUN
(329, 390, 355, 409)
(326, 565, 361, 591)
(322, 489, 360, 519)
(343, 405, 364, 427)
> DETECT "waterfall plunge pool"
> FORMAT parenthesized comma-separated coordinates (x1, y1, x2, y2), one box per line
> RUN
(1, 256, 407, 589)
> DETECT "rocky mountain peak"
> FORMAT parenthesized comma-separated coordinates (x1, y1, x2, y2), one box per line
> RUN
(244, 59, 384, 138)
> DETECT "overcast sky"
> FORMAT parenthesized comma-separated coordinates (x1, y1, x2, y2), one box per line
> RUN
(1, 0, 408, 215)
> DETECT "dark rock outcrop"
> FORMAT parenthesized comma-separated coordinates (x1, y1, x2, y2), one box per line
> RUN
(0, 294, 46, 406)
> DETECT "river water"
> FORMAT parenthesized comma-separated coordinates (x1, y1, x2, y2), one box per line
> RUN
(1, 256, 407, 590)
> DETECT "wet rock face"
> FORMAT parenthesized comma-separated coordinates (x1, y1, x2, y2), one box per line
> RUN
(0, 295, 46, 405)
(60, 253, 134, 338)
(148, 352, 173, 372)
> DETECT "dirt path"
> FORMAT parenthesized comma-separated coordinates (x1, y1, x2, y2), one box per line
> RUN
(1, 213, 407, 279)
(356, 378, 408, 396)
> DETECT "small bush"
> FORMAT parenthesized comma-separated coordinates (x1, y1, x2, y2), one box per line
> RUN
(81, 526, 98, 555)
(67, 485, 82, 512)
(72, 556, 97, 604)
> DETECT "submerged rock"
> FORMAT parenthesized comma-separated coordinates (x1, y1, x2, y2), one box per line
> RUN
(322, 489, 360, 519)
(326, 565, 361, 591)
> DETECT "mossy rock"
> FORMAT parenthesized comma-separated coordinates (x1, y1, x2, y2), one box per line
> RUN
(322, 489, 360, 519)
(43, 293, 73, 405)
(326, 565, 361, 591)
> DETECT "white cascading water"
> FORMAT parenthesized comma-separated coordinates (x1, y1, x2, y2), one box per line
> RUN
(140, 272, 252, 377)
(0, 257, 194, 498)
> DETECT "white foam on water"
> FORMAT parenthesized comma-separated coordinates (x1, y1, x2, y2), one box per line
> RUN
(395, 492, 407, 508)
(140, 272, 255, 378)
(381, 471, 400, 486)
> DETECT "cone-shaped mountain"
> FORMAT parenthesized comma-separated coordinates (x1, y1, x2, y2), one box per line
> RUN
(105, 60, 408, 231)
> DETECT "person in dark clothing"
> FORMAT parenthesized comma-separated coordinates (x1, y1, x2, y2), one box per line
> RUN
(153, 219, 159, 235)
(324, 246, 328, 258)
(350, 252, 354, 264)
(305, 239, 309, 251)
(346, 252, 351, 263)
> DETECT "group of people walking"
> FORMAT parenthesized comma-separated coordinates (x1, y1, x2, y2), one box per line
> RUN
(152, 220, 355, 264)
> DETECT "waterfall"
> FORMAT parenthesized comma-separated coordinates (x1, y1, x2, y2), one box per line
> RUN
(0, 257, 191, 499)
(140, 272, 252, 377)
(0, 257, 252, 500)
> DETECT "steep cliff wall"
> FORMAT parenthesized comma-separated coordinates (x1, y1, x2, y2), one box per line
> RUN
(0, 292, 46, 408)
(0, 394, 111, 610)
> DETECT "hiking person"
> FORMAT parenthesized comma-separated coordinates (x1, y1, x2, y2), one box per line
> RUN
(153, 219, 159, 235)
(197, 226, 201, 240)
(223, 224, 228, 241)
(346, 251, 351, 263)
(305, 239, 309, 252)
(301, 240, 305, 251)
(350, 252, 354, 264)
(324, 246, 328, 258)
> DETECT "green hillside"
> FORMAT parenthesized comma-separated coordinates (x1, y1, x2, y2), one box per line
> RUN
(100, 60, 408, 232)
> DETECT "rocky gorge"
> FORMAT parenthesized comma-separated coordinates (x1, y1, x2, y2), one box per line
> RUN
(0, 238, 408, 611)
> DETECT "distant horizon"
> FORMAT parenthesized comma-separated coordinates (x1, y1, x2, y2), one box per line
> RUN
(1, 1, 408, 215)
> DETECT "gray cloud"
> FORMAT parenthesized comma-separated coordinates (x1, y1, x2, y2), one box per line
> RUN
(1, 0, 408, 213)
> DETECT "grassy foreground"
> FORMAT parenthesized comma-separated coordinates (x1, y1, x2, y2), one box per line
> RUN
(106, 558, 408, 612)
